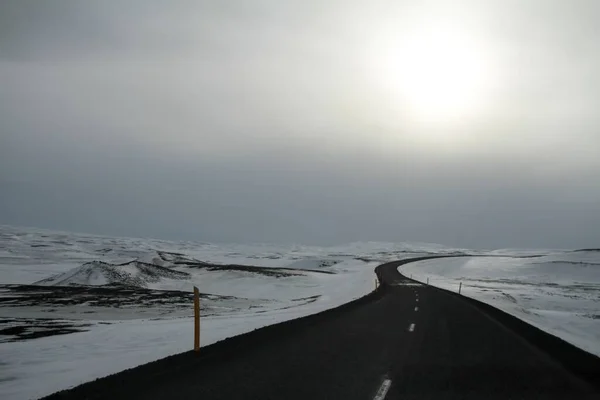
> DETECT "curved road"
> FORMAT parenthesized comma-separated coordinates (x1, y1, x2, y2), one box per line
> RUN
(46, 257, 599, 399)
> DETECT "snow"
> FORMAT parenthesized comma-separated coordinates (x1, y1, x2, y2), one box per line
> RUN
(1, 225, 598, 399)
(399, 254, 600, 357)
(35, 262, 110, 286)
(0, 280, 376, 400)
(2, 225, 436, 400)
(136, 251, 172, 267)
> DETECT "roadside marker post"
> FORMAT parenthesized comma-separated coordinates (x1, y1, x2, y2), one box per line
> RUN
(459, 282, 462, 295)
(426, 277, 429, 285)
(194, 286, 200, 352)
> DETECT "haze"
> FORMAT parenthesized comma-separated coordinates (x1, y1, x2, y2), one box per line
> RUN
(1, 0, 599, 249)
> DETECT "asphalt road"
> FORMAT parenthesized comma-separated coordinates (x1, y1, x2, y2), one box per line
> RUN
(45, 257, 599, 400)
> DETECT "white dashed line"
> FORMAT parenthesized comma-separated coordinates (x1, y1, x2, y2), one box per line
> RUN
(416, 298, 419, 302)
(414, 306, 419, 312)
(409, 323, 416, 332)
(373, 378, 392, 400)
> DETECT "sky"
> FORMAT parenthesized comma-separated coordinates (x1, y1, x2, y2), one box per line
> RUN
(1, 0, 599, 249)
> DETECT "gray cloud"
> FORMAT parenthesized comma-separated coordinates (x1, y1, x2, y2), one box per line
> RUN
(1, 0, 599, 249)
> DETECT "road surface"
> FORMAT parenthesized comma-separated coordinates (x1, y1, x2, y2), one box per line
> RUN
(46, 257, 599, 399)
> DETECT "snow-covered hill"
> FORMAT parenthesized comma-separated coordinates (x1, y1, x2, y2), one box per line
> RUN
(35, 260, 191, 287)
(0, 224, 466, 285)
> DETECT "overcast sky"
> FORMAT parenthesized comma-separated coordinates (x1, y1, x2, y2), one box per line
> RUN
(1, 0, 599, 249)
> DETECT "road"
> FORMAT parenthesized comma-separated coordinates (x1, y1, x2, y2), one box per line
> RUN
(46, 257, 599, 400)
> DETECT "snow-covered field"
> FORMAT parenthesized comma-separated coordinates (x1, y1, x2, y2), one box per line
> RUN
(2, 225, 598, 400)
(0, 225, 464, 400)
(399, 254, 600, 357)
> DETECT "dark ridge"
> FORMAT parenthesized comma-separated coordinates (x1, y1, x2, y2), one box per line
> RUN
(0, 323, 90, 342)
(183, 263, 336, 276)
(509, 254, 546, 258)
(0, 284, 243, 307)
(537, 261, 600, 266)
(156, 250, 188, 257)
(116, 261, 191, 279)
(172, 260, 210, 266)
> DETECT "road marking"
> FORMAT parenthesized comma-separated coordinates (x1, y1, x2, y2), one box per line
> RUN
(373, 378, 392, 400)
(409, 323, 416, 332)
(414, 306, 419, 312)
(416, 298, 419, 302)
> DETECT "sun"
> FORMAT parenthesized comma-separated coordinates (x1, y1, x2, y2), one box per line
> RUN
(369, 25, 494, 127)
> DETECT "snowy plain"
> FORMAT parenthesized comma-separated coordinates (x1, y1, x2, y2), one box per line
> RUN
(0, 225, 464, 400)
(1, 225, 599, 400)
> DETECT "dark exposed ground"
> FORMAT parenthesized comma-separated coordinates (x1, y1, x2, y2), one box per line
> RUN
(175, 262, 335, 278)
(0, 285, 193, 342)
(42, 256, 600, 400)
(181, 262, 336, 276)
(1, 284, 197, 308)
(0, 284, 290, 342)
(0, 258, 331, 309)
(0, 318, 93, 342)
(0, 258, 339, 344)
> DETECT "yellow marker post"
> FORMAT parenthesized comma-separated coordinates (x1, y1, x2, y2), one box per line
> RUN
(193, 286, 200, 352)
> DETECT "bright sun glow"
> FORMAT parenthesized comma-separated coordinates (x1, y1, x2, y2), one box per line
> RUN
(369, 25, 495, 129)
